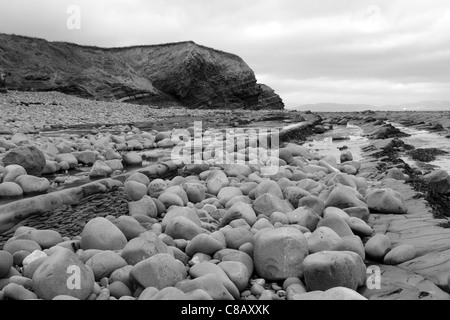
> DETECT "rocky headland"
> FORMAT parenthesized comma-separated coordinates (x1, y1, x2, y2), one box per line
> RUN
(0, 33, 284, 110)
(1, 95, 450, 300)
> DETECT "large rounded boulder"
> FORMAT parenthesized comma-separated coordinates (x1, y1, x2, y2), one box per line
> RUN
(32, 248, 95, 300)
(80, 217, 127, 251)
(253, 227, 309, 281)
(2, 146, 46, 177)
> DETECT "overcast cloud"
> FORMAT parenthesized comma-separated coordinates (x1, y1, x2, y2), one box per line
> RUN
(1, 0, 449, 108)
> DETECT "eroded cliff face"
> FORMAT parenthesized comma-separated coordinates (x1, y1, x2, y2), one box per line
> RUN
(0, 34, 284, 110)
(257, 84, 285, 110)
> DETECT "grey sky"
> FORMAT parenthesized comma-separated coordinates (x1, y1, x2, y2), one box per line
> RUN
(1, 0, 449, 108)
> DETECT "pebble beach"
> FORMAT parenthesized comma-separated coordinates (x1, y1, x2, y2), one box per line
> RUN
(1, 91, 450, 301)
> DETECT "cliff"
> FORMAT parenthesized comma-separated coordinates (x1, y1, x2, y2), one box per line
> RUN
(0, 34, 284, 110)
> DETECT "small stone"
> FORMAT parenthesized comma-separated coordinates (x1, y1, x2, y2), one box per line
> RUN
(340, 150, 353, 163)
(206, 170, 229, 196)
(165, 216, 206, 240)
(323, 207, 350, 220)
(218, 187, 243, 206)
(365, 234, 392, 261)
(220, 202, 257, 227)
(158, 192, 185, 209)
(185, 289, 213, 300)
(341, 165, 357, 175)
(286, 283, 307, 300)
(12, 250, 30, 267)
(89, 160, 113, 178)
(130, 253, 187, 289)
(128, 195, 159, 218)
(8, 276, 32, 289)
(108, 281, 132, 299)
(80, 217, 127, 251)
(218, 260, 251, 292)
(52, 295, 81, 300)
(322, 287, 367, 300)
(22, 250, 47, 267)
(224, 164, 252, 178)
(239, 242, 254, 258)
(255, 180, 284, 199)
(121, 231, 169, 266)
(32, 248, 94, 300)
(423, 170, 450, 194)
(342, 206, 370, 223)
(14, 175, 50, 194)
(307, 227, 342, 254)
(345, 217, 373, 238)
(169, 246, 190, 265)
(185, 183, 206, 204)
(366, 188, 408, 214)
(283, 277, 304, 290)
(105, 160, 123, 171)
(252, 218, 273, 230)
(86, 251, 128, 281)
(286, 206, 321, 231)
(96, 289, 110, 300)
(165, 185, 189, 206)
(23, 257, 47, 279)
(2, 165, 27, 183)
(3, 283, 38, 300)
(150, 287, 188, 300)
(74, 150, 98, 165)
(384, 168, 407, 181)
(324, 185, 367, 209)
(335, 236, 366, 260)
(0, 182, 23, 197)
(55, 153, 78, 169)
(185, 234, 225, 256)
(253, 193, 293, 217)
(3, 239, 41, 255)
(189, 262, 240, 299)
(259, 290, 277, 300)
(138, 287, 160, 300)
(303, 251, 366, 291)
(222, 227, 254, 250)
(269, 211, 289, 225)
(250, 283, 265, 296)
(317, 212, 354, 237)
(42, 160, 60, 175)
(126, 172, 150, 186)
(123, 152, 142, 165)
(214, 249, 254, 276)
(147, 179, 167, 198)
(297, 196, 325, 216)
(110, 265, 133, 289)
(383, 245, 416, 265)
(124, 181, 148, 201)
(16, 230, 63, 250)
(113, 216, 147, 241)
(0, 250, 13, 278)
(2, 146, 46, 176)
(162, 206, 201, 228)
